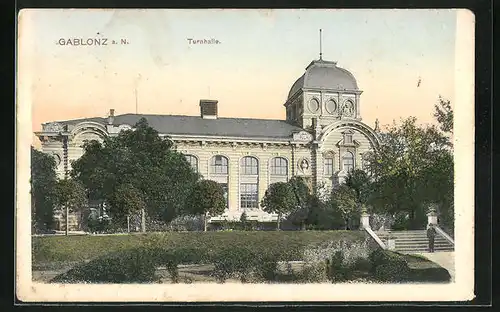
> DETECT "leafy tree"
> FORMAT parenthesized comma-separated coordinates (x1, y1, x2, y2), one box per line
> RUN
(30, 146, 57, 232)
(285, 176, 312, 229)
(54, 178, 88, 235)
(261, 182, 298, 230)
(184, 179, 226, 231)
(434, 96, 453, 134)
(329, 185, 358, 230)
(365, 117, 452, 229)
(107, 183, 147, 232)
(70, 118, 200, 228)
(344, 169, 373, 207)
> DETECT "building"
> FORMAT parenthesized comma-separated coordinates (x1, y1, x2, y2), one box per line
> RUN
(35, 57, 381, 227)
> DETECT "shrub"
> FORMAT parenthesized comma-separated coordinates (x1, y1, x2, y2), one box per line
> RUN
(52, 247, 157, 283)
(211, 247, 257, 283)
(369, 249, 411, 282)
(299, 262, 329, 283)
(254, 254, 279, 282)
(408, 267, 451, 283)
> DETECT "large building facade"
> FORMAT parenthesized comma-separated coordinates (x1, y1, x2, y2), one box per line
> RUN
(35, 58, 380, 225)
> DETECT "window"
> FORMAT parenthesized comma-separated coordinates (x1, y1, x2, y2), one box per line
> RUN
(184, 155, 198, 173)
(344, 132, 353, 144)
(240, 183, 258, 208)
(270, 157, 288, 176)
(240, 156, 258, 175)
(210, 155, 228, 174)
(342, 152, 354, 172)
(324, 158, 334, 176)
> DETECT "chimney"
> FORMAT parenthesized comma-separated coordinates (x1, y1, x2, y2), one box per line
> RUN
(108, 109, 115, 124)
(199, 100, 218, 119)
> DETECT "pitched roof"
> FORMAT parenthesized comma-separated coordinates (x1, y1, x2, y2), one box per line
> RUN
(56, 114, 305, 140)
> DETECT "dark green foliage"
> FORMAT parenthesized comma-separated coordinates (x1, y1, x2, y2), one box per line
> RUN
(184, 179, 226, 231)
(70, 118, 200, 225)
(369, 249, 411, 282)
(434, 96, 453, 135)
(261, 182, 299, 230)
(326, 251, 352, 282)
(407, 267, 451, 283)
(31, 146, 58, 232)
(366, 116, 454, 229)
(212, 247, 256, 283)
(52, 247, 157, 283)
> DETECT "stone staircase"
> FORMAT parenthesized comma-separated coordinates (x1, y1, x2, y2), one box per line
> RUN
(375, 230, 454, 253)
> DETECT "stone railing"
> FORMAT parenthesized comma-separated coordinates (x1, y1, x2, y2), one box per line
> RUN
(360, 212, 387, 250)
(435, 225, 455, 245)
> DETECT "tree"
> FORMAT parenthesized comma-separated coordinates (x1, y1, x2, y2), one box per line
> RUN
(329, 185, 358, 230)
(434, 96, 453, 134)
(30, 147, 57, 233)
(365, 117, 452, 229)
(70, 118, 200, 228)
(285, 176, 312, 230)
(184, 179, 226, 231)
(344, 169, 373, 208)
(54, 178, 88, 235)
(261, 182, 298, 230)
(107, 183, 147, 232)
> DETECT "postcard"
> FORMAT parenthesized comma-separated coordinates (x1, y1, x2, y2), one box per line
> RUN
(16, 8, 475, 302)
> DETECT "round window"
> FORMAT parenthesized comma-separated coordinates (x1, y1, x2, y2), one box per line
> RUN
(308, 98, 320, 113)
(326, 99, 337, 114)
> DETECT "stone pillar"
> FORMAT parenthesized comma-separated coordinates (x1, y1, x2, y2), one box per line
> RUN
(427, 206, 438, 226)
(360, 206, 370, 229)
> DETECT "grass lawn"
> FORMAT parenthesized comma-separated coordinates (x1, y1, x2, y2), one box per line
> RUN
(32, 230, 367, 265)
(31, 231, 451, 284)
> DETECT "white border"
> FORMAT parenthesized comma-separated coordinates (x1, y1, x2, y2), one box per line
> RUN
(16, 9, 475, 302)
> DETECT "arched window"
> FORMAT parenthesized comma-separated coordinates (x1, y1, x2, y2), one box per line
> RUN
(184, 155, 198, 173)
(270, 157, 288, 176)
(240, 156, 258, 175)
(342, 152, 354, 172)
(210, 155, 228, 175)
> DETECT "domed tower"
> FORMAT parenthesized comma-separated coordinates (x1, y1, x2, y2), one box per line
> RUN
(284, 58, 363, 129)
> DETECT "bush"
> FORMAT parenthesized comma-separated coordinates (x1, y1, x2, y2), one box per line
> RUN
(254, 254, 279, 282)
(52, 247, 157, 283)
(211, 247, 257, 283)
(369, 249, 411, 282)
(408, 267, 451, 283)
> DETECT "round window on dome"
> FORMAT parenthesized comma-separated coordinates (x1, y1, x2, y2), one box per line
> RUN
(308, 98, 320, 113)
(326, 99, 337, 114)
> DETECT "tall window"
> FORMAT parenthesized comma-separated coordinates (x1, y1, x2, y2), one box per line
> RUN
(210, 155, 228, 174)
(240, 183, 258, 208)
(184, 155, 198, 173)
(324, 158, 334, 176)
(270, 157, 288, 176)
(240, 156, 258, 175)
(342, 152, 354, 172)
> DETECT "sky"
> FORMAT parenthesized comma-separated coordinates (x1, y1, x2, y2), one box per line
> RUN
(17, 9, 458, 147)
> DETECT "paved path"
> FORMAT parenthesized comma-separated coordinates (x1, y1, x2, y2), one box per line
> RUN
(415, 251, 455, 282)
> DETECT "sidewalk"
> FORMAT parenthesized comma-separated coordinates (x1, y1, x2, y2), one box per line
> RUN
(416, 251, 455, 282)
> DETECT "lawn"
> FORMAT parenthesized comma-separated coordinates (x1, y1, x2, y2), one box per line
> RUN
(31, 231, 451, 284)
(32, 230, 367, 264)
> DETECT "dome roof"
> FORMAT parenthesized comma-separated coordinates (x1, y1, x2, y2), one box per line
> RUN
(287, 59, 359, 99)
